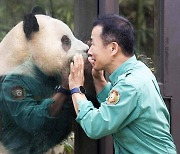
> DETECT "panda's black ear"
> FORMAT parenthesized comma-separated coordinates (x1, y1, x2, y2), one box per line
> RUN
(23, 13, 39, 39)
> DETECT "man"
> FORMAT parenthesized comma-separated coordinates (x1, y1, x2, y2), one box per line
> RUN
(69, 14, 177, 153)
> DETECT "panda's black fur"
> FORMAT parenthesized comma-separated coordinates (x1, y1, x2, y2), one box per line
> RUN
(0, 7, 99, 153)
(23, 13, 39, 40)
(0, 9, 90, 153)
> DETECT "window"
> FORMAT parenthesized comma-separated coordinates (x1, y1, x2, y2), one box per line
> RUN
(0, 1, 75, 153)
(0, 0, 74, 40)
(118, 0, 161, 80)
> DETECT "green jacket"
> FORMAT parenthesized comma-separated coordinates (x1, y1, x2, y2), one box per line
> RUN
(0, 63, 73, 154)
(76, 56, 177, 154)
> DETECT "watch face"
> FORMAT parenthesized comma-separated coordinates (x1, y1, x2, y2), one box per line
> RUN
(79, 86, 86, 94)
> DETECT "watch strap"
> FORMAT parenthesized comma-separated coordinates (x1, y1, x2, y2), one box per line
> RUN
(70, 86, 86, 95)
(55, 85, 71, 95)
(70, 87, 80, 95)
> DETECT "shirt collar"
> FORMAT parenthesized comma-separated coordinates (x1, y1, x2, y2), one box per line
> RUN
(109, 55, 137, 83)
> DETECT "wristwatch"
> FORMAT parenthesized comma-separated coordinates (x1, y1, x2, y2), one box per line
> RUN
(70, 86, 86, 95)
(55, 85, 71, 95)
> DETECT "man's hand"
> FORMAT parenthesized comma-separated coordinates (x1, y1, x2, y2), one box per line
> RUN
(69, 53, 85, 90)
(88, 56, 107, 93)
(91, 68, 104, 81)
(88, 56, 105, 80)
(68, 53, 87, 115)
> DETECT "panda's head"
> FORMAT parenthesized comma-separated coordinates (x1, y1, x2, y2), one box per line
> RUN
(0, 14, 89, 76)
(23, 13, 89, 75)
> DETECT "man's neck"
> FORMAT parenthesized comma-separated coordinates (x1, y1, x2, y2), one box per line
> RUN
(107, 54, 132, 74)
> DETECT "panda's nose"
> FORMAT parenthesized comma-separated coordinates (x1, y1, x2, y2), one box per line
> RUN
(85, 48, 89, 53)
(83, 45, 89, 53)
(84, 40, 91, 53)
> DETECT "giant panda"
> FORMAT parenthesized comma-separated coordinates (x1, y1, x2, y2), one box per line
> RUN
(0, 13, 91, 154)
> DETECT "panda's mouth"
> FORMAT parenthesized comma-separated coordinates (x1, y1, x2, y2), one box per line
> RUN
(69, 53, 89, 64)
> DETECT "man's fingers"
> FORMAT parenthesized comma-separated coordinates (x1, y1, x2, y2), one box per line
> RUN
(73, 54, 84, 71)
(79, 54, 84, 73)
(70, 62, 74, 74)
(73, 54, 78, 69)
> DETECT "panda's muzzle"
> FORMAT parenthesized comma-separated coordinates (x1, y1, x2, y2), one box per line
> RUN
(68, 52, 88, 65)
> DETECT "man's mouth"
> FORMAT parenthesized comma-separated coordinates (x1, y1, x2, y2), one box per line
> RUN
(87, 55, 96, 67)
(88, 54, 96, 61)
(91, 59, 96, 63)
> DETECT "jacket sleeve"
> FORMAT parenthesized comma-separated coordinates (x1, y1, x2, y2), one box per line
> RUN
(1, 75, 56, 133)
(97, 82, 112, 103)
(76, 82, 141, 139)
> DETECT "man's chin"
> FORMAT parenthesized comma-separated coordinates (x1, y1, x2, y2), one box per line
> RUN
(93, 66, 101, 71)
(92, 65, 96, 69)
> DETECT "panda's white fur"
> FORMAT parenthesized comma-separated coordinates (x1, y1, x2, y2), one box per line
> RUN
(0, 14, 89, 153)
(0, 15, 89, 76)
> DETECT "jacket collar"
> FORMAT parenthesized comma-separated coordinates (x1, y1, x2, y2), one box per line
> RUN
(109, 55, 137, 83)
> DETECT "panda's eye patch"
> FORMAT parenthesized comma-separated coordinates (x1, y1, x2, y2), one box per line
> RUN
(61, 35, 71, 51)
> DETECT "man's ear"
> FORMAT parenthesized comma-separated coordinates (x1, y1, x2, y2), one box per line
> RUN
(23, 13, 39, 40)
(110, 42, 119, 56)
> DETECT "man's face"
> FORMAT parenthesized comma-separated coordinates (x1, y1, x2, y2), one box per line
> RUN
(88, 26, 111, 71)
